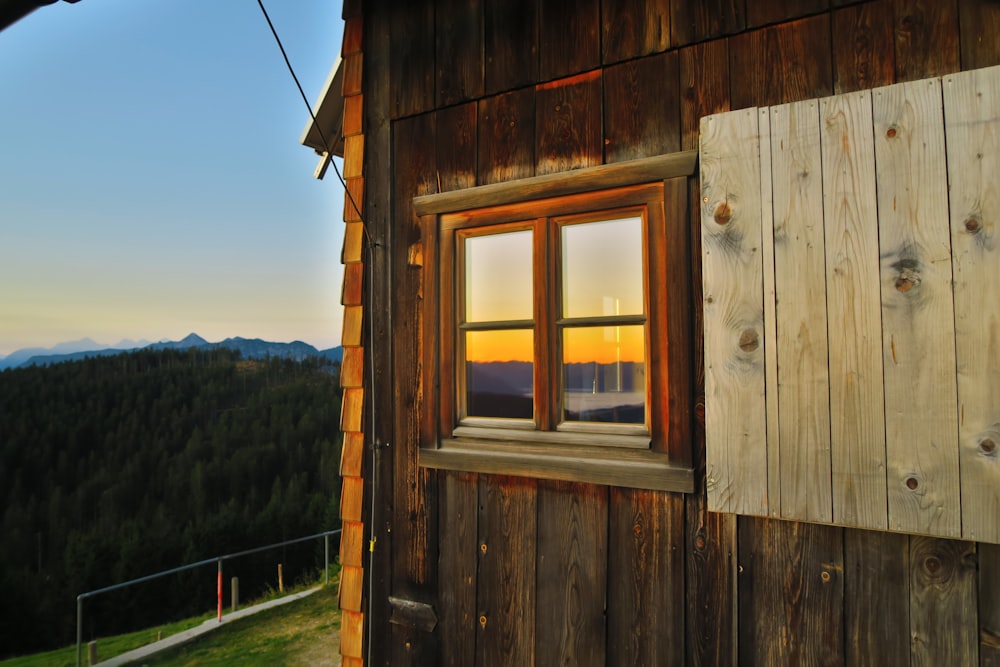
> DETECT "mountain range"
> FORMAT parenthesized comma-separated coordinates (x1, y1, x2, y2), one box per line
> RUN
(0, 333, 343, 370)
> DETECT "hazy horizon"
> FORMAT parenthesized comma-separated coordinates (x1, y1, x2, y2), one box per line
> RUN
(0, 1, 347, 359)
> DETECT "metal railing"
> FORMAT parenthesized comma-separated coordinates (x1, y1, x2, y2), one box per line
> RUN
(75, 528, 341, 667)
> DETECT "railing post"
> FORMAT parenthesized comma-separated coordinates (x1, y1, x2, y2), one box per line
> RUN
(217, 559, 223, 622)
(76, 595, 83, 667)
(325, 533, 330, 585)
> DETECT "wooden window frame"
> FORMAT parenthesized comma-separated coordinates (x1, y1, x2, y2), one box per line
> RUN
(415, 152, 696, 493)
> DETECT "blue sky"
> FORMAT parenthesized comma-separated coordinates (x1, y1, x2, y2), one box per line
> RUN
(0, 0, 346, 356)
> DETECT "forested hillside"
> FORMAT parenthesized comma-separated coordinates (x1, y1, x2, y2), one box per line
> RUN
(0, 349, 342, 657)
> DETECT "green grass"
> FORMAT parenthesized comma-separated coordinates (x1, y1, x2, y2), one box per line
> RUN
(137, 585, 340, 667)
(0, 572, 341, 667)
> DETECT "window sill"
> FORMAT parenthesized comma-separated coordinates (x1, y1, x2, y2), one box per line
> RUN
(420, 437, 694, 493)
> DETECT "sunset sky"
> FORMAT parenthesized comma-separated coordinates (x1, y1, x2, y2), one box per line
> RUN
(0, 1, 346, 357)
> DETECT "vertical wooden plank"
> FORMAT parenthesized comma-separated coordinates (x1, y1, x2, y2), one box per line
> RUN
(843, 530, 910, 666)
(534, 71, 603, 176)
(685, 494, 738, 666)
(747, 0, 829, 28)
(484, 0, 537, 95)
(832, 0, 895, 94)
(477, 475, 537, 667)
(477, 88, 535, 185)
(769, 99, 833, 524)
(389, 1, 435, 118)
(680, 39, 731, 152)
(436, 103, 478, 193)
(820, 89, 888, 532)
(609, 489, 686, 667)
(873, 77, 961, 539)
(757, 108, 781, 520)
(740, 517, 844, 665)
(737, 518, 846, 665)
(391, 111, 440, 666)
(670, 0, 746, 47)
(730, 16, 833, 110)
(909, 537, 979, 665)
(536, 481, 607, 667)
(360, 2, 394, 662)
(603, 52, 680, 164)
(684, 36, 738, 666)
(438, 472, 478, 667)
(959, 0, 1000, 71)
(602, 0, 671, 64)
(700, 108, 768, 516)
(436, 0, 484, 107)
(944, 65, 1000, 544)
(980, 543, 1000, 666)
(894, 0, 960, 83)
(538, 0, 600, 81)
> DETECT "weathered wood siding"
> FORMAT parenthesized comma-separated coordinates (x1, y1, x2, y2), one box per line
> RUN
(702, 66, 1000, 544)
(344, 0, 1000, 665)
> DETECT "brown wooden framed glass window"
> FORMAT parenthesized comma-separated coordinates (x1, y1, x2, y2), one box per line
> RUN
(415, 154, 696, 493)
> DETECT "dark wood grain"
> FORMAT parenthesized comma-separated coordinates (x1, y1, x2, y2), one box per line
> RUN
(909, 536, 979, 665)
(536, 480, 608, 667)
(608, 488, 685, 666)
(535, 71, 603, 176)
(893, 0, 960, 82)
(602, 0, 671, 64)
(832, 0, 895, 93)
(436, 0, 484, 106)
(437, 472, 478, 667)
(539, 0, 600, 81)
(959, 0, 1000, 70)
(679, 39, 730, 151)
(477, 475, 537, 667)
(843, 529, 910, 665)
(672, 0, 746, 46)
(738, 518, 845, 666)
(603, 52, 680, 163)
(684, 492, 737, 666)
(391, 111, 440, 666)
(389, 0, 435, 118)
(747, 0, 830, 28)
(436, 103, 478, 193)
(362, 3, 395, 664)
(477, 88, 535, 185)
(982, 543, 1000, 667)
(484, 0, 537, 95)
(729, 15, 834, 109)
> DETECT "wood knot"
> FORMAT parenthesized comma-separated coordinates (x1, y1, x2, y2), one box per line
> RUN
(905, 476, 919, 490)
(479, 615, 488, 628)
(738, 329, 759, 352)
(714, 202, 732, 225)
(821, 571, 831, 583)
(633, 523, 642, 537)
(886, 126, 898, 138)
(981, 438, 996, 454)
(895, 269, 920, 292)
(694, 532, 707, 551)
(923, 556, 941, 575)
(965, 216, 982, 233)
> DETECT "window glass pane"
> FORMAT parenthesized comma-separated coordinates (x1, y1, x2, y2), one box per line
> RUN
(561, 217, 643, 318)
(465, 329, 533, 419)
(562, 325, 645, 424)
(465, 230, 532, 323)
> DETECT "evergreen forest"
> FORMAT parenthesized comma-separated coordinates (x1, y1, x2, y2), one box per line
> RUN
(0, 348, 343, 658)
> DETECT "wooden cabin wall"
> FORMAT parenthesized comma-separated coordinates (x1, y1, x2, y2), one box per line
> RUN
(354, 0, 1000, 664)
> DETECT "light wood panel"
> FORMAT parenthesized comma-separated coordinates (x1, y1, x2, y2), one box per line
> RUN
(873, 77, 961, 538)
(700, 109, 768, 515)
(819, 89, 888, 532)
(944, 65, 1000, 544)
(769, 99, 833, 523)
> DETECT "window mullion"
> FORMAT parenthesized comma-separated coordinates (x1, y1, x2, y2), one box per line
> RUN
(533, 217, 553, 431)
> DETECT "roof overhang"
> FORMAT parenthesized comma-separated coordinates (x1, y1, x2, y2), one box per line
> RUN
(299, 55, 344, 179)
(0, 0, 81, 32)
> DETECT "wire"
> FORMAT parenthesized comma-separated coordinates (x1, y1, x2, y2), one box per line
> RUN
(255, 0, 366, 231)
